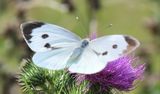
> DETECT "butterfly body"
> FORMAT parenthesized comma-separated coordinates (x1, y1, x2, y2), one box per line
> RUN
(21, 21, 140, 74)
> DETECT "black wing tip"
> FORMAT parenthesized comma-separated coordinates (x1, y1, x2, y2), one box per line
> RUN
(20, 21, 45, 42)
(20, 21, 45, 32)
(124, 35, 140, 47)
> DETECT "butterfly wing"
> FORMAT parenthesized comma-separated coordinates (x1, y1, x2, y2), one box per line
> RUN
(32, 47, 76, 70)
(69, 35, 139, 74)
(90, 35, 140, 64)
(68, 47, 106, 74)
(20, 21, 81, 52)
(20, 21, 81, 70)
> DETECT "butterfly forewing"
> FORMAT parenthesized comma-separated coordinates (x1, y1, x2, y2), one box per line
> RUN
(90, 35, 140, 64)
(20, 21, 81, 52)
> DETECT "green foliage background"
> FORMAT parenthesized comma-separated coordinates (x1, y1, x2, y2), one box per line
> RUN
(0, 0, 160, 94)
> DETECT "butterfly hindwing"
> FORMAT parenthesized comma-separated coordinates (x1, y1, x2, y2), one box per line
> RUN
(32, 47, 76, 70)
(68, 47, 106, 74)
(90, 35, 140, 64)
(20, 21, 81, 52)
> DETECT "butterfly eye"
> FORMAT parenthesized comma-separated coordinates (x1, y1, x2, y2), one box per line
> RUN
(42, 34, 49, 39)
(112, 44, 118, 49)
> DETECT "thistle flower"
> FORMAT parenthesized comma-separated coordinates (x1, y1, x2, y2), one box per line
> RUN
(18, 60, 88, 94)
(89, 31, 97, 40)
(77, 56, 145, 93)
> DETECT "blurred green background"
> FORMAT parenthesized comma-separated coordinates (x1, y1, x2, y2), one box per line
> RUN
(0, 0, 160, 94)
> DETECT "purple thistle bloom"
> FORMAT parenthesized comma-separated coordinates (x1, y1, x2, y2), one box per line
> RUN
(84, 56, 145, 91)
(76, 56, 145, 92)
(89, 31, 97, 40)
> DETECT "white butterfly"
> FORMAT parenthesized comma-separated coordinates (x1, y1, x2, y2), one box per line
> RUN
(20, 21, 140, 74)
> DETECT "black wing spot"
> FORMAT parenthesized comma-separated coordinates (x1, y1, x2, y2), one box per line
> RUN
(102, 51, 108, 56)
(21, 21, 44, 42)
(112, 44, 118, 49)
(44, 43, 51, 48)
(42, 34, 49, 39)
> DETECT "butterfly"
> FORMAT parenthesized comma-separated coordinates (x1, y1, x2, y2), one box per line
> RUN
(20, 21, 140, 74)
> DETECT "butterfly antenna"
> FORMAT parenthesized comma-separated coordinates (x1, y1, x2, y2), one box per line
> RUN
(106, 24, 113, 28)
(101, 23, 113, 32)
(75, 16, 89, 38)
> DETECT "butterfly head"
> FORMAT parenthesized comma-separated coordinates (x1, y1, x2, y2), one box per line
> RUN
(81, 39, 89, 48)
